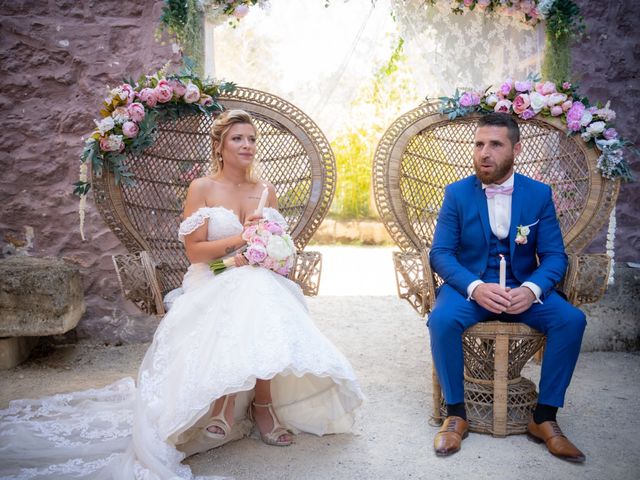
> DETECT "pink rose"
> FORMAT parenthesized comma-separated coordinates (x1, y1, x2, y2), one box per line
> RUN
(198, 94, 214, 107)
(275, 265, 290, 276)
(122, 121, 139, 138)
(603, 128, 618, 140)
(99, 134, 124, 152)
(155, 81, 173, 104)
(463, 0, 473, 7)
(550, 105, 563, 116)
(138, 88, 157, 108)
(127, 102, 145, 122)
(494, 99, 513, 113)
(499, 80, 513, 96)
(265, 221, 284, 236)
(534, 81, 556, 95)
(512, 93, 531, 114)
(520, 108, 536, 120)
(459, 91, 481, 108)
(233, 4, 250, 18)
(245, 244, 267, 264)
(561, 100, 573, 112)
(567, 119, 582, 132)
(169, 79, 187, 98)
(121, 84, 136, 104)
(242, 224, 258, 241)
(514, 80, 532, 92)
(566, 102, 585, 122)
(562, 82, 572, 90)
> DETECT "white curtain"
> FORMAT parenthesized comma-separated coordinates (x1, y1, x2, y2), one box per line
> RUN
(391, 0, 545, 96)
(204, 0, 545, 137)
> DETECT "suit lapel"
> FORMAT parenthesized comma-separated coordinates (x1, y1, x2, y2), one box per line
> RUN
(509, 173, 523, 258)
(474, 177, 491, 246)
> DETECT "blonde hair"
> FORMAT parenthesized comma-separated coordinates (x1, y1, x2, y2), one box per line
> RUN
(211, 109, 260, 182)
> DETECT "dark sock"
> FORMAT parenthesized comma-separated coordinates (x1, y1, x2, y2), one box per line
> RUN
(446, 402, 467, 420)
(533, 404, 558, 424)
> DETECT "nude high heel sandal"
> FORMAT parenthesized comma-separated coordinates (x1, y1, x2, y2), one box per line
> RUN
(250, 402, 293, 446)
(204, 395, 234, 439)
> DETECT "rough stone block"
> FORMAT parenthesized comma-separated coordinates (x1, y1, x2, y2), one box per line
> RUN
(0, 256, 85, 337)
(0, 336, 39, 370)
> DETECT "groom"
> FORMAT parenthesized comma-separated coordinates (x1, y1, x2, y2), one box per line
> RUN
(428, 112, 586, 462)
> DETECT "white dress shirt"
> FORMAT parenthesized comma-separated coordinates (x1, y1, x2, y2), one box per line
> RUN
(467, 173, 542, 302)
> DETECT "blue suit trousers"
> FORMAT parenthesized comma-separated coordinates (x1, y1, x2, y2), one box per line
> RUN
(427, 284, 586, 407)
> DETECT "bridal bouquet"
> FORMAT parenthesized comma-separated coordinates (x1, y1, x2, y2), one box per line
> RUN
(209, 220, 296, 276)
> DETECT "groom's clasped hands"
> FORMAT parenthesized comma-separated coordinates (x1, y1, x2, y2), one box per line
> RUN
(473, 283, 536, 315)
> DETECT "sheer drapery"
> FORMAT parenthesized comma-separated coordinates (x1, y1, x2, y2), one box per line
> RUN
(205, 0, 544, 137)
(391, 0, 545, 96)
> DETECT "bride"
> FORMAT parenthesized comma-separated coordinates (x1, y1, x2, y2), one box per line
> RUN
(0, 110, 364, 479)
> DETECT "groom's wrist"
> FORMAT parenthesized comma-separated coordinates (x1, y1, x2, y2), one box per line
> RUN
(467, 280, 484, 301)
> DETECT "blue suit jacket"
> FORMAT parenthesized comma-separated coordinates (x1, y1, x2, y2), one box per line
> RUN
(429, 173, 568, 300)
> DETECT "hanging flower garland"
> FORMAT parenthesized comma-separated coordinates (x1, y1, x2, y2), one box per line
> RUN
(201, 0, 269, 27)
(438, 76, 635, 181)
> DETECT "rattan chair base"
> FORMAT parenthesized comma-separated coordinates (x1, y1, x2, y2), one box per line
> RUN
(436, 378, 538, 436)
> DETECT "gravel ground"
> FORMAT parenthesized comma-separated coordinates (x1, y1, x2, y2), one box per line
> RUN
(2, 295, 639, 479)
(1, 247, 639, 479)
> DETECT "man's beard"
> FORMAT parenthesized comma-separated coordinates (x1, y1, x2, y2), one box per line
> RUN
(474, 156, 514, 184)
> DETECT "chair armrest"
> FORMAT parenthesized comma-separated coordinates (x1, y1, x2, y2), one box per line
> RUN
(112, 251, 165, 315)
(559, 253, 611, 306)
(392, 249, 437, 317)
(288, 251, 322, 296)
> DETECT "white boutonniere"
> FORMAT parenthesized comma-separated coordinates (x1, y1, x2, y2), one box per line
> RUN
(515, 219, 540, 245)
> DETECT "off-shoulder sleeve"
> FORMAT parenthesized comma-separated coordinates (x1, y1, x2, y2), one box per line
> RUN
(178, 209, 207, 243)
(263, 207, 289, 230)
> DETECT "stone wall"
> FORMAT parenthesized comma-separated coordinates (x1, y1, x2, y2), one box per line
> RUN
(573, 0, 640, 261)
(0, 1, 637, 343)
(0, 1, 180, 338)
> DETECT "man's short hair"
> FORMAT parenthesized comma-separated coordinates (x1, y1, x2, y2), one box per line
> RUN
(477, 113, 520, 146)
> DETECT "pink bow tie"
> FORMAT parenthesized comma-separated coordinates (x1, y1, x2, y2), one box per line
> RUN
(485, 185, 514, 199)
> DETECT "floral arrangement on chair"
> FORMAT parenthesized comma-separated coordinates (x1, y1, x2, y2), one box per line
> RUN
(74, 71, 235, 196)
(438, 76, 634, 181)
(74, 70, 235, 239)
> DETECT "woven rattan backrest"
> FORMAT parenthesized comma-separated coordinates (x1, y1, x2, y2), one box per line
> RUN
(373, 101, 619, 256)
(93, 88, 336, 294)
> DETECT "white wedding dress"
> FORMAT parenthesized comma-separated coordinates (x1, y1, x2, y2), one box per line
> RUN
(0, 207, 364, 479)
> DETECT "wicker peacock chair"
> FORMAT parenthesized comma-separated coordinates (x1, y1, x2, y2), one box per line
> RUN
(92, 87, 336, 315)
(372, 101, 619, 437)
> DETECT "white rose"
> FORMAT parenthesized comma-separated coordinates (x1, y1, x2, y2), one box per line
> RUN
(111, 106, 130, 124)
(266, 235, 294, 261)
(519, 226, 530, 236)
(586, 121, 606, 135)
(529, 92, 546, 112)
(580, 111, 593, 127)
(183, 83, 200, 104)
(485, 93, 499, 107)
(546, 93, 567, 106)
(95, 116, 115, 135)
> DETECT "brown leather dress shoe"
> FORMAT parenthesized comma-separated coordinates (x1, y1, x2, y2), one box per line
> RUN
(527, 420, 586, 463)
(434, 416, 469, 456)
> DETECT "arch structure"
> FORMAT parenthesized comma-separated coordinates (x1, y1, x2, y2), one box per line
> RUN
(93, 87, 336, 314)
